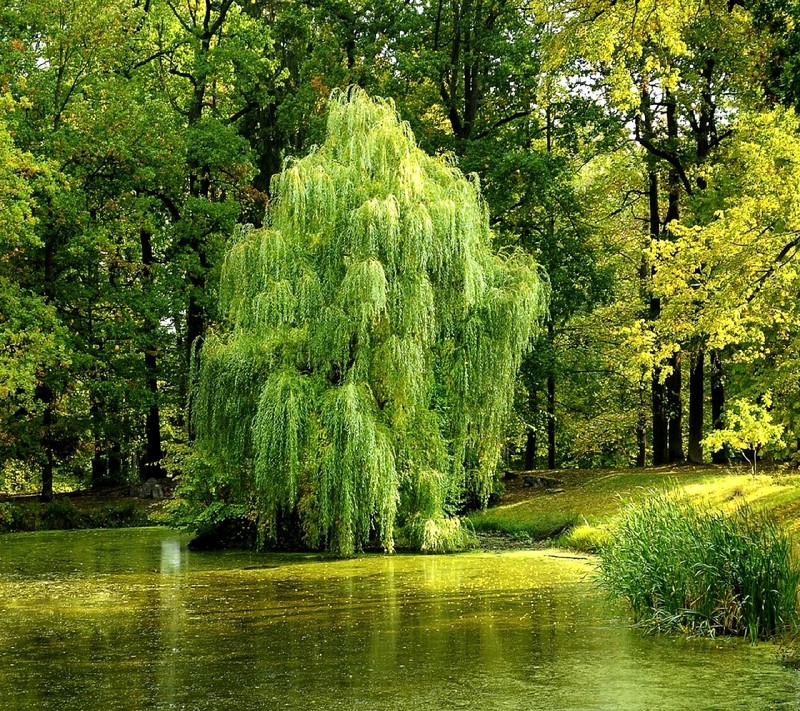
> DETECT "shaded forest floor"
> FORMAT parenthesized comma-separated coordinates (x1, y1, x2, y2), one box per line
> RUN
(470, 464, 800, 553)
(0, 485, 170, 533)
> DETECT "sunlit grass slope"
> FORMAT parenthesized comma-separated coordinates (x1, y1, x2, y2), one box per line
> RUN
(468, 466, 800, 551)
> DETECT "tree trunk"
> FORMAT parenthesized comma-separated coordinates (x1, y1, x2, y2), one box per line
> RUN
(647, 169, 668, 465)
(652, 370, 668, 465)
(182, 26, 213, 437)
(524, 429, 537, 471)
(667, 352, 683, 463)
(664, 93, 683, 464)
(688, 350, 704, 463)
(140, 229, 163, 480)
(40, 237, 56, 501)
(547, 368, 556, 470)
(91, 400, 108, 487)
(545, 111, 556, 471)
(143, 355, 163, 479)
(108, 439, 122, 482)
(41, 398, 55, 502)
(711, 350, 728, 464)
(524, 390, 537, 470)
(636, 384, 647, 467)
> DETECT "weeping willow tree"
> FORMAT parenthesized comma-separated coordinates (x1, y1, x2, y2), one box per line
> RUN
(193, 88, 548, 555)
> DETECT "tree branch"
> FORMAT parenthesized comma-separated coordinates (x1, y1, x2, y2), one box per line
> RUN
(165, 0, 194, 34)
(634, 121, 693, 196)
(228, 101, 258, 124)
(475, 109, 532, 139)
(208, 0, 235, 38)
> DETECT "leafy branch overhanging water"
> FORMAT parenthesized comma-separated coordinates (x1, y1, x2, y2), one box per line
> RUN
(192, 89, 548, 555)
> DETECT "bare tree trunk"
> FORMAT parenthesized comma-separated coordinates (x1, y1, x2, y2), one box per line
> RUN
(525, 390, 537, 470)
(688, 350, 704, 463)
(711, 350, 728, 464)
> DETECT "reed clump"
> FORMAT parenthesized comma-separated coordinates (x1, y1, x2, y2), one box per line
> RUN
(599, 492, 800, 641)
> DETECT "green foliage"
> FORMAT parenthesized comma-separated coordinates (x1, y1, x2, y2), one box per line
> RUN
(556, 524, 611, 554)
(599, 492, 800, 641)
(397, 514, 478, 554)
(0, 498, 148, 533)
(194, 89, 547, 555)
(703, 395, 785, 474)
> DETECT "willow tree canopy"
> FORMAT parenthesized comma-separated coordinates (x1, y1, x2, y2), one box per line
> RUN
(194, 88, 548, 555)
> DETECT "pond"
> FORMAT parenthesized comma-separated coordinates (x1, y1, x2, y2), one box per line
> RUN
(0, 527, 797, 710)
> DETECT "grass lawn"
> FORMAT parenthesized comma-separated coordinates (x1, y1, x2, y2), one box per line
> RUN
(468, 464, 800, 551)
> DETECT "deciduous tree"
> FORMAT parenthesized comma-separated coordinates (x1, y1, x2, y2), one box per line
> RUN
(193, 89, 547, 554)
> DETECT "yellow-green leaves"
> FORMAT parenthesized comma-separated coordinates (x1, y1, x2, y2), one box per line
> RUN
(702, 395, 785, 475)
(655, 108, 800, 355)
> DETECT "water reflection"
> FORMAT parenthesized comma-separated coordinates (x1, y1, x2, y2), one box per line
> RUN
(0, 529, 797, 710)
(160, 539, 184, 576)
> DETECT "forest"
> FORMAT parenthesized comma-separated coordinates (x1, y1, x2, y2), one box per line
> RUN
(3, 0, 800, 520)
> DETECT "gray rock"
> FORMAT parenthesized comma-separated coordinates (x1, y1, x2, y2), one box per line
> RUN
(140, 477, 159, 498)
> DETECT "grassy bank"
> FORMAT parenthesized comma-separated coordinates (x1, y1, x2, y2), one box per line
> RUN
(0, 495, 162, 533)
(468, 465, 800, 552)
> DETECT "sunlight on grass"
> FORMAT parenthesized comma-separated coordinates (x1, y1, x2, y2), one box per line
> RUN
(468, 467, 800, 548)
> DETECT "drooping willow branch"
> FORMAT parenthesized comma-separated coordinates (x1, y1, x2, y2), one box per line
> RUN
(194, 88, 548, 555)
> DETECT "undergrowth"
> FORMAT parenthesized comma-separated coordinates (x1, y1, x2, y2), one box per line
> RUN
(397, 514, 478, 553)
(0, 499, 149, 533)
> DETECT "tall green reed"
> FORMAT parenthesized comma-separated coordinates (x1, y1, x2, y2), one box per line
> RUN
(599, 492, 799, 641)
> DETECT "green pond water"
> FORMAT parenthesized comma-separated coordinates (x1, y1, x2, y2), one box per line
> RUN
(0, 528, 797, 710)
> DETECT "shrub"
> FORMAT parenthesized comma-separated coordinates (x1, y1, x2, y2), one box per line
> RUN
(557, 523, 611, 553)
(599, 492, 800, 641)
(0, 502, 15, 532)
(398, 514, 478, 553)
(88, 501, 149, 528)
(40, 499, 83, 529)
